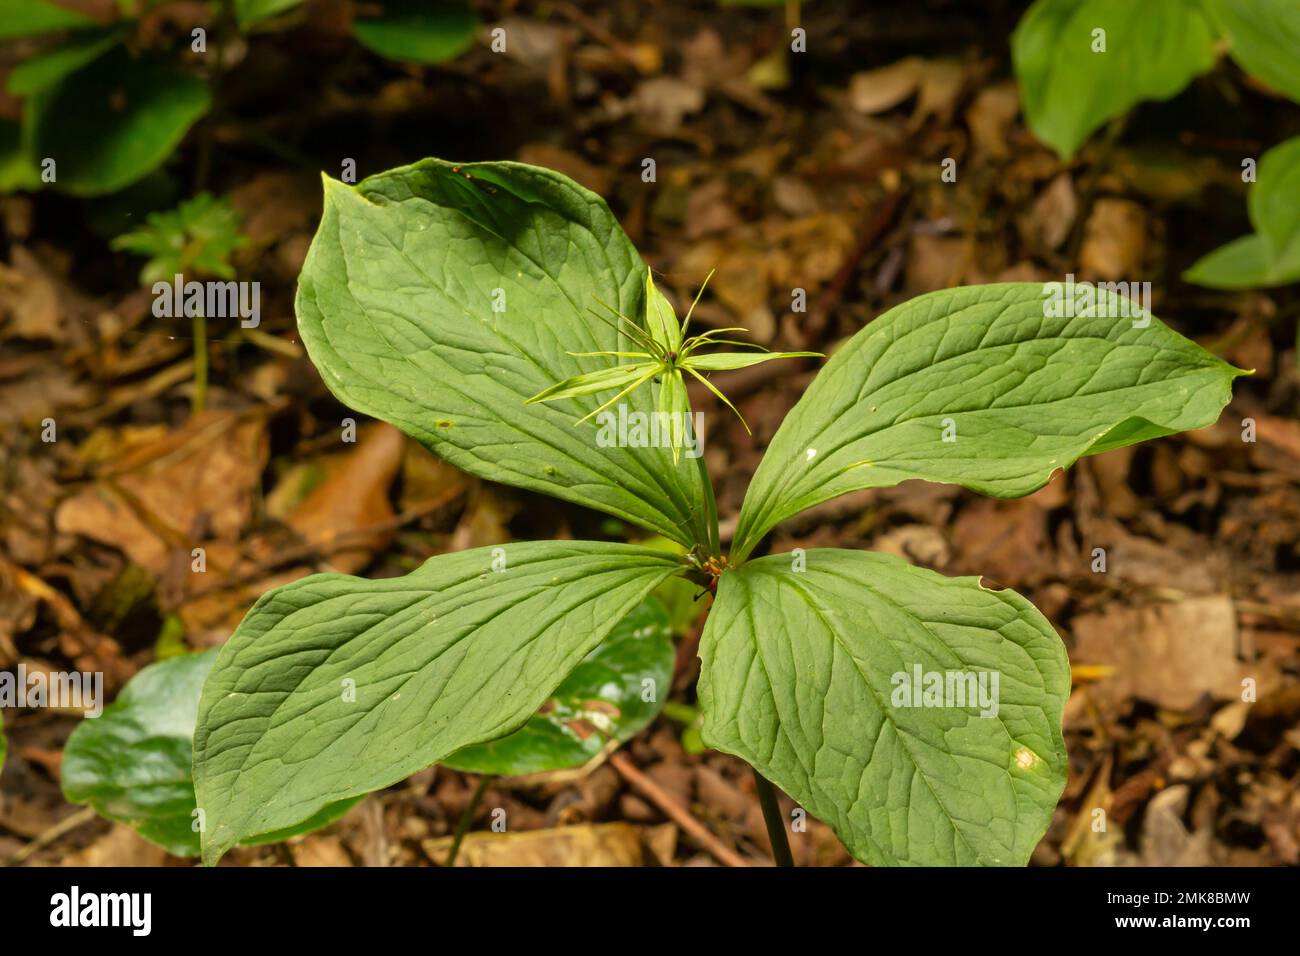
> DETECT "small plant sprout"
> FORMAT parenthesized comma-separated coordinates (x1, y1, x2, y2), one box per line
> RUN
(190, 159, 1242, 867)
(526, 268, 819, 462)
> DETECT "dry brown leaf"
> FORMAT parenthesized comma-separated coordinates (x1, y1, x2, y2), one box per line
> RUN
(424, 822, 645, 866)
(1071, 596, 1266, 710)
(287, 422, 404, 574)
(1079, 198, 1148, 280)
(847, 57, 924, 114)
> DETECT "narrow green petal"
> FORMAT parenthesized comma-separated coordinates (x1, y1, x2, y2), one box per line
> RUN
(684, 364, 751, 434)
(683, 351, 821, 371)
(576, 366, 664, 425)
(526, 362, 657, 404)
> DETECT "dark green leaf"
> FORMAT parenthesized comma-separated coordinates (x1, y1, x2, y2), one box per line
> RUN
(352, 0, 478, 65)
(732, 282, 1241, 560)
(0, 0, 95, 40)
(61, 651, 355, 857)
(234, 0, 304, 30)
(1185, 135, 1300, 289)
(193, 541, 680, 864)
(444, 597, 674, 775)
(295, 159, 714, 548)
(6, 26, 127, 96)
(1205, 0, 1300, 104)
(1012, 0, 1216, 158)
(699, 549, 1069, 866)
(24, 48, 210, 196)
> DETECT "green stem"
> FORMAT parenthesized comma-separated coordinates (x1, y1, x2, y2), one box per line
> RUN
(694, 452, 721, 559)
(753, 767, 794, 867)
(192, 310, 208, 414)
(445, 774, 493, 867)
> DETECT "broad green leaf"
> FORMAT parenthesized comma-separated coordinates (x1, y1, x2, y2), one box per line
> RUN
(193, 541, 680, 864)
(295, 159, 713, 549)
(444, 597, 674, 775)
(1184, 232, 1300, 289)
(732, 282, 1241, 561)
(1012, 0, 1217, 158)
(0, 0, 95, 40)
(234, 0, 303, 29)
(1185, 135, 1300, 289)
(352, 0, 478, 65)
(1204, 0, 1300, 104)
(6, 26, 127, 96)
(62, 651, 355, 857)
(24, 49, 210, 196)
(698, 549, 1069, 866)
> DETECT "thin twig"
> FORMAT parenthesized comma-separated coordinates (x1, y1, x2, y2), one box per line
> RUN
(608, 751, 751, 867)
(5, 807, 97, 866)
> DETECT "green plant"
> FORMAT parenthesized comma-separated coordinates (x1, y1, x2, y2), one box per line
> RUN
(60, 650, 357, 856)
(112, 191, 247, 284)
(1185, 135, 1300, 289)
(190, 158, 1241, 867)
(0, 0, 480, 196)
(1013, 0, 1300, 160)
(112, 191, 249, 413)
(62, 597, 674, 857)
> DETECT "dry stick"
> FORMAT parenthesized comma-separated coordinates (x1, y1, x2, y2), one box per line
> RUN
(5, 807, 97, 866)
(444, 774, 493, 867)
(608, 751, 751, 867)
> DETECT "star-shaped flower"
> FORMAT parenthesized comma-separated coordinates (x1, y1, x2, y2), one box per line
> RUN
(527, 269, 820, 462)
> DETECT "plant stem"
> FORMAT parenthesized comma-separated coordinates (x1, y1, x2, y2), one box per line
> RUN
(694, 452, 721, 559)
(192, 310, 208, 414)
(444, 774, 493, 867)
(753, 767, 794, 867)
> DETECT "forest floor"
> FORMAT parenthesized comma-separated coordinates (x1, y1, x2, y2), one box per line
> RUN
(1, 0, 1298, 866)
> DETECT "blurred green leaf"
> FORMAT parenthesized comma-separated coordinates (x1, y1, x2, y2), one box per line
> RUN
(0, 0, 95, 40)
(6, 26, 128, 96)
(0, 121, 41, 192)
(62, 650, 355, 857)
(24, 48, 210, 196)
(661, 701, 707, 755)
(234, 0, 303, 30)
(444, 597, 674, 775)
(111, 192, 248, 284)
(1012, 0, 1217, 159)
(1185, 135, 1300, 289)
(352, 0, 479, 65)
(1205, 0, 1300, 105)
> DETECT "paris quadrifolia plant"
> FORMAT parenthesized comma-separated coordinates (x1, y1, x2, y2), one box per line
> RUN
(190, 158, 1242, 866)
